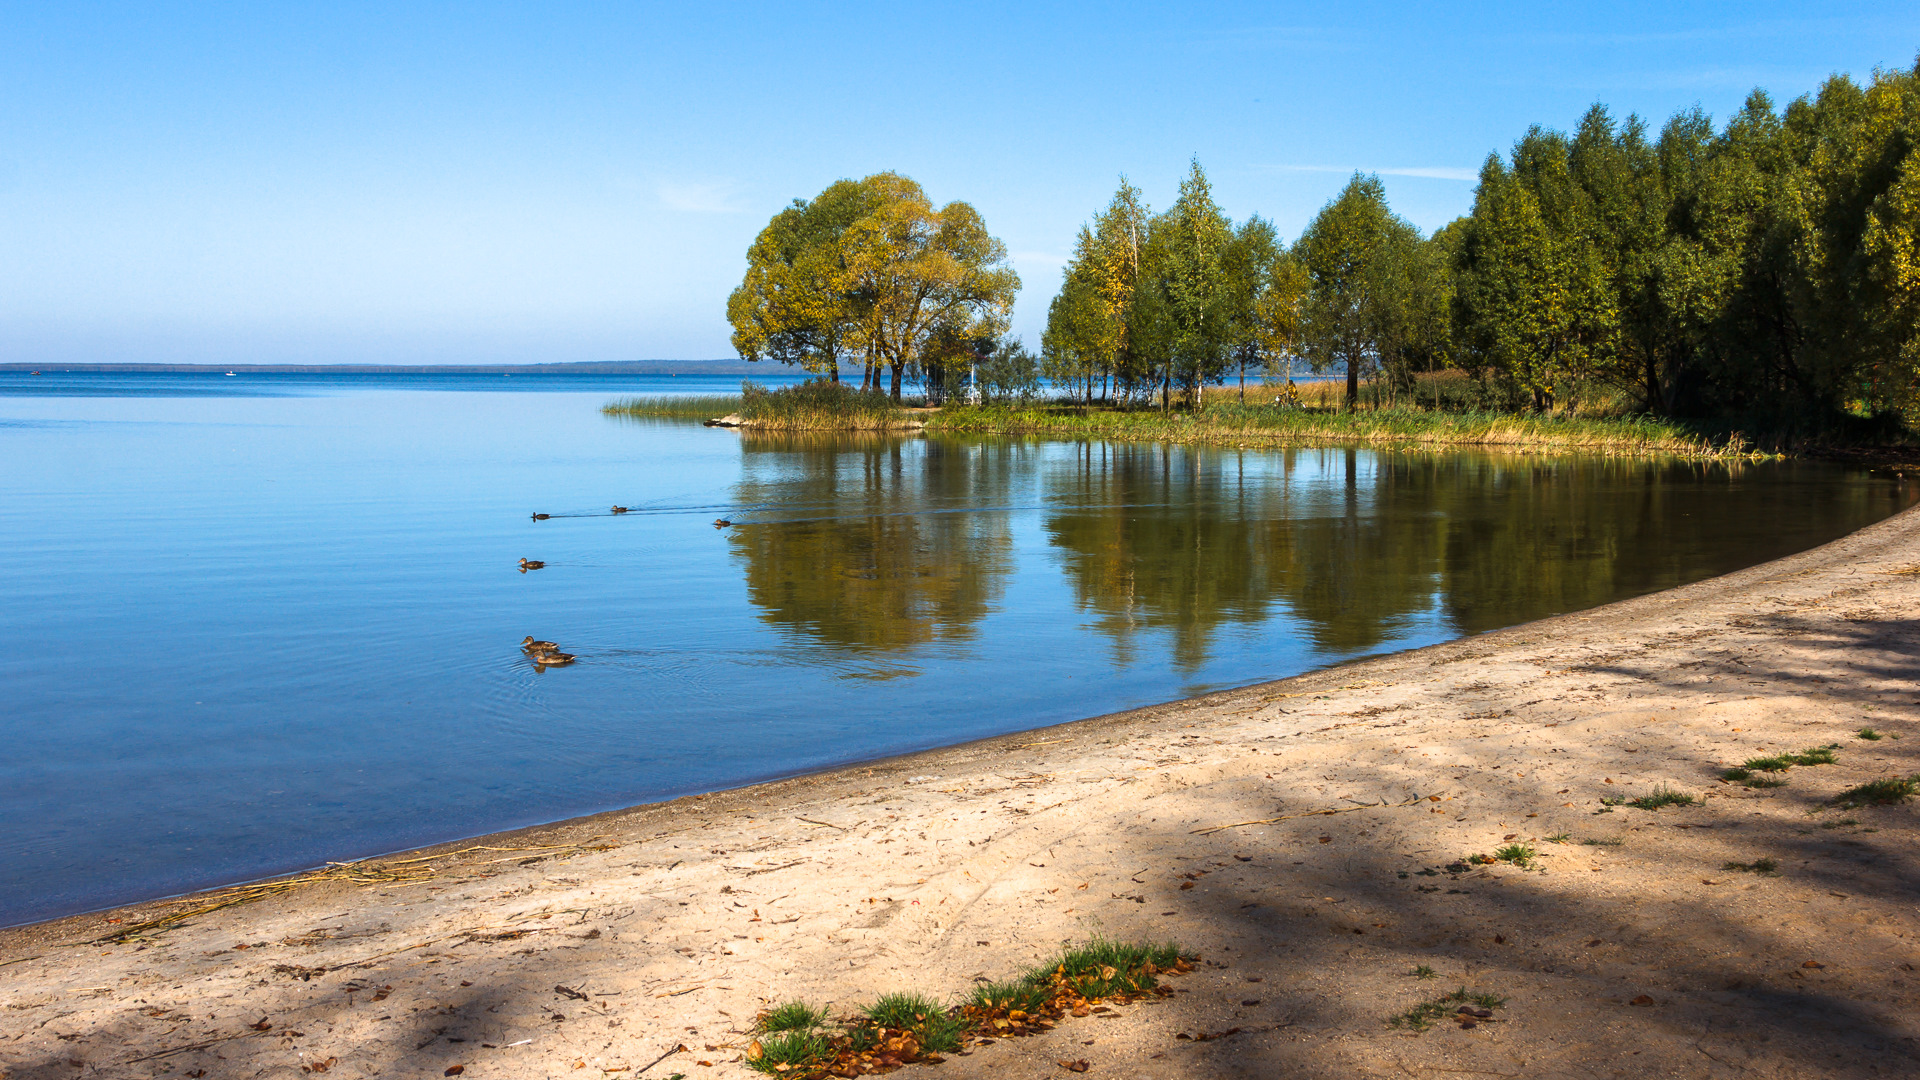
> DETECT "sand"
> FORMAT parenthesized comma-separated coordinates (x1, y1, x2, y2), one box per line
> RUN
(5, 505, 1920, 1080)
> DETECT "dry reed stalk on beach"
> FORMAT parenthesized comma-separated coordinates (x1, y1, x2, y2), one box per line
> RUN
(85, 840, 617, 944)
(1190, 793, 1437, 836)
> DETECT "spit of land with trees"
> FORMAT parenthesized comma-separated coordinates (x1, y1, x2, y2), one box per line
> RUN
(608, 61, 1920, 456)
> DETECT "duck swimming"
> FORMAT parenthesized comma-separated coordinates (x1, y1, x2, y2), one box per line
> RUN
(610, 505, 629, 514)
(518, 558, 545, 572)
(532, 651, 576, 666)
(521, 636, 559, 652)
(531, 512, 551, 521)
(713, 518, 732, 529)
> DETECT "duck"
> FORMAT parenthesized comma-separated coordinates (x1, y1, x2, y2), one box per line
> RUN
(531, 512, 551, 521)
(521, 636, 559, 652)
(713, 518, 732, 529)
(518, 558, 545, 572)
(532, 651, 576, 666)
(610, 505, 629, 514)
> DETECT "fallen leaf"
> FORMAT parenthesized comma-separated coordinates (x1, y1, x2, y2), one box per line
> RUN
(250, 1018, 272, 1032)
(1629, 995, 1654, 1006)
(445, 1069, 465, 1077)
(1178, 881, 1195, 891)
(1803, 960, 1824, 969)
(1504, 834, 1518, 841)
(1318, 836, 1332, 844)
(1058, 1060, 1090, 1072)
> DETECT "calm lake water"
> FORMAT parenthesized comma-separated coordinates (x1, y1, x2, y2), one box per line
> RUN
(2, 371, 1912, 927)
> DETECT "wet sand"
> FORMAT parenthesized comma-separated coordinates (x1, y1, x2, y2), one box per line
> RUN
(4, 505, 1919, 1079)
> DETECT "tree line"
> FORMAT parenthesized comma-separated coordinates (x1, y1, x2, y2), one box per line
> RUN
(1042, 60, 1920, 423)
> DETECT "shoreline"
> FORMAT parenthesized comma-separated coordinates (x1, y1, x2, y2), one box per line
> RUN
(6, 507, 1920, 1077)
(605, 396, 1920, 461)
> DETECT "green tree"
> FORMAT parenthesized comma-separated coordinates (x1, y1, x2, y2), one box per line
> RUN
(730, 173, 1019, 400)
(1148, 160, 1236, 408)
(1294, 174, 1418, 408)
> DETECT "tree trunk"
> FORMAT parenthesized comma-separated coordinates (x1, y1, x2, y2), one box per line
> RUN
(890, 361, 904, 402)
(1345, 353, 1359, 411)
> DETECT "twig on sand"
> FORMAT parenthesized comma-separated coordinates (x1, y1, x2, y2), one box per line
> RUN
(796, 817, 849, 830)
(118, 1029, 265, 1065)
(1191, 794, 1436, 836)
(637, 1042, 689, 1075)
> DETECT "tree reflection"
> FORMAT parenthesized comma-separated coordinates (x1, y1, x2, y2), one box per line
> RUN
(725, 431, 1908, 669)
(729, 432, 1018, 653)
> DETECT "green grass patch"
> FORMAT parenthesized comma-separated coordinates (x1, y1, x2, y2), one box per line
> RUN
(1580, 836, 1625, 846)
(1493, 843, 1536, 865)
(1858, 728, 1883, 740)
(1028, 937, 1184, 1000)
(1412, 965, 1437, 979)
(858, 992, 962, 1053)
(745, 1029, 834, 1075)
(756, 1001, 828, 1034)
(1604, 785, 1696, 810)
(1832, 775, 1919, 807)
(1722, 858, 1778, 874)
(1544, 832, 1571, 844)
(1741, 756, 1792, 773)
(1743, 777, 1789, 789)
(1388, 987, 1509, 1031)
(967, 979, 1053, 1015)
(1786, 745, 1839, 766)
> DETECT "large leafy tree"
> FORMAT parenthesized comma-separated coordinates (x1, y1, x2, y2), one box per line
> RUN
(729, 173, 1020, 400)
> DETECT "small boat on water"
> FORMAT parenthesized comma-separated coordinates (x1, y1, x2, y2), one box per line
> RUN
(224, 371, 236, 376)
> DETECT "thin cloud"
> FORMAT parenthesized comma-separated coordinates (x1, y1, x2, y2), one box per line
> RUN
(1260, 165, 1478, 182)
(657, 180, 747, 214)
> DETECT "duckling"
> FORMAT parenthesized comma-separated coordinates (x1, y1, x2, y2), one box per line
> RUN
(521, 636, 559, 652)
(518, 558, 546, 572)
(610, 505, 629, 514)
(713, 518, 732, 529)
(532, 651, 576, 666)
(531, 512, 551, 521)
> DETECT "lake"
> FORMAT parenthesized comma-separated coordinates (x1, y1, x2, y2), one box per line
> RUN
(1, 371, 1911, 927)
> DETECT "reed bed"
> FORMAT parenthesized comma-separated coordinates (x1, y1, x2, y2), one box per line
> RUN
(603, 380, 1778, 458)
(927, 402, 1760, 458)
(603, 394, 744, 419)
(604, 381, 914, 430)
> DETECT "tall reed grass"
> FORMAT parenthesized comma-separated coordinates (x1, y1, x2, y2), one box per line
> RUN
(603, 380, 914, 430)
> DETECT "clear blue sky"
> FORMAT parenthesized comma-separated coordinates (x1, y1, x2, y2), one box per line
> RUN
(2, 2, 1914, 365)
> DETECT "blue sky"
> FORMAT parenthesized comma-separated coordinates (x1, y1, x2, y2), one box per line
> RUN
(1, 2, 1914, 365)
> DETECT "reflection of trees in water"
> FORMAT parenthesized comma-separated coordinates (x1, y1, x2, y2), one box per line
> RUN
(729, 433, 1020, 653)
(729, 432, 1908, 667)
(1043, 445, 1444, 668)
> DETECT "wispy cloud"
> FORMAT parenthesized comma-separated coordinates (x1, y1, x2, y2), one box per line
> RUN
(1260, 165, 1479, 182)
(657, 180, 746, 214)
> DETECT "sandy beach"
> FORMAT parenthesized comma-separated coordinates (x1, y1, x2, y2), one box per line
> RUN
(5, 504, 1919, 1080)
